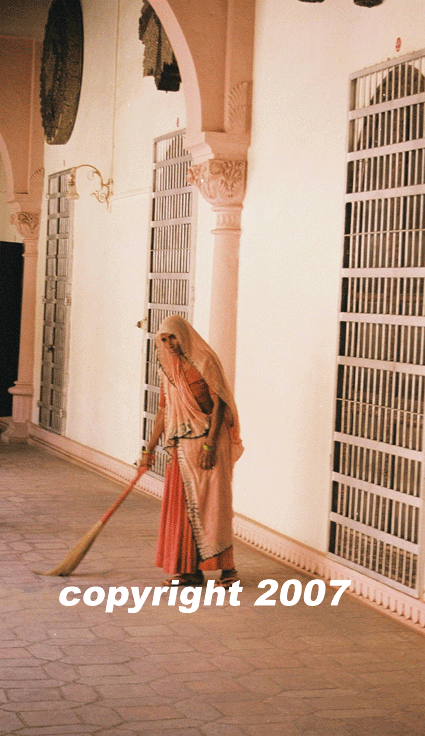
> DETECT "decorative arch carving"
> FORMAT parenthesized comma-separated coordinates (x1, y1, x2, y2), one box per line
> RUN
(40, 0, 84, 145)
(147, 0, 255, 163)
(139, 1, 181, 92)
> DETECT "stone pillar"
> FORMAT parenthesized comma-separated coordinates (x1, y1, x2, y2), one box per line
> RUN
(2, 211, 40, 443)
(187, 159, 246, 389)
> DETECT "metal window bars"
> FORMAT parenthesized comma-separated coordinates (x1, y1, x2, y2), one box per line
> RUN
(330, 51, 425, 596)
(141, 131, 195, 478)
(38, 171, 72, 435)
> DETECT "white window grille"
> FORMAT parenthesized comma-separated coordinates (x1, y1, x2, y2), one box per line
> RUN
(330, 51, 425, 597)
(38, 171, 72, 434)
(142, 131, 195, 477)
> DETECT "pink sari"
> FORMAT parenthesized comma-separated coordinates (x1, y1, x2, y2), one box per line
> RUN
(155, 449, 235, 574)
(154, 316, 243, 573)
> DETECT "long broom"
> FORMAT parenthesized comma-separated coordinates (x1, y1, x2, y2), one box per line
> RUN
(35, 466, 148, 576)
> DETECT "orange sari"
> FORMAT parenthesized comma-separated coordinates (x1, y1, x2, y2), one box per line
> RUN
(155, 366, 234, 574)
(154, 315, 243, 575)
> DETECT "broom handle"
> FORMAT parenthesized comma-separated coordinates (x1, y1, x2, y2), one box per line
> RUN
(100, 466, 148, 525)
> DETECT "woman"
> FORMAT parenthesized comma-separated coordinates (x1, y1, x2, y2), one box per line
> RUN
(140, 315, 243, 588)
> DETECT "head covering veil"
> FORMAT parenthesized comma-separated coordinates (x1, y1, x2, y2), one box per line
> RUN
(155, 315, 243, 463)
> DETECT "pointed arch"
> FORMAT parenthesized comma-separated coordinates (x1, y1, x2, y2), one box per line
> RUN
(147, 0, 255, 163)
(148, 0, 202, 142)
(0, 131, 16, 209)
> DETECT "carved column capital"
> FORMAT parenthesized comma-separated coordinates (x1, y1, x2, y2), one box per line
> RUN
(187, 159, 246, 208)
(10, 211, 41, 243)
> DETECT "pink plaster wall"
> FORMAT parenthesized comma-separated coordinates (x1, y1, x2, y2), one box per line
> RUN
(0, 35, 44, 204)
(149, 0, 255, 157)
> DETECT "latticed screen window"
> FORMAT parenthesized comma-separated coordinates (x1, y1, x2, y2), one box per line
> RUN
(39, 171, 72, 434)
(142, 131, 195, 477)
(329, 52, 425, 596)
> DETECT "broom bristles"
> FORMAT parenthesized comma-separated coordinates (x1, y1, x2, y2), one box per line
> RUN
(33, 466, 147, 576)
(34, 519, 104, 576)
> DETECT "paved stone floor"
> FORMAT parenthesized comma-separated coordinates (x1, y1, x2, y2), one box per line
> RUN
(1, 442, 425, 736)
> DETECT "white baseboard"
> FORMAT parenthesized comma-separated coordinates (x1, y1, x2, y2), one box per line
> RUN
(232, 515, 425, 634)
(28, 423, 164, 499)
(28, 423, 425, 635)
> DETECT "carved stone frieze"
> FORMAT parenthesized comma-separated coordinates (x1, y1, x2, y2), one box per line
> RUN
(139, 1, 181, 92)
(10, 211, 41, 240)
(30, 168, 45, 194)
(40, 0, 84, 145)
(226, 82, 250, 134)
(187, 159, 246, 207)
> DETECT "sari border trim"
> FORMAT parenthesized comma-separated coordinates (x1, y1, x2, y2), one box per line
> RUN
(176, 441, 232, 561)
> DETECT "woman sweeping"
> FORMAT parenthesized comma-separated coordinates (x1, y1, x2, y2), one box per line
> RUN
(139, 315, 243, 589)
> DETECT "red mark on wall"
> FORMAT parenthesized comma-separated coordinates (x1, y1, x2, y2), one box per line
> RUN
(396, 38, 402, 52)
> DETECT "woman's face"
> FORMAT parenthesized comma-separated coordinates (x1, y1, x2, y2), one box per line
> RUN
(161, 333, 182, 355)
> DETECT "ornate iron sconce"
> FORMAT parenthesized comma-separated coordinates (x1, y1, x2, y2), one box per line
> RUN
(66, 165, 113, 209)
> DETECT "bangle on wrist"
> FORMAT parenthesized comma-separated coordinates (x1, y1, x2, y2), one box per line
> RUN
(142, 449, 154, 455)
(203, 443, 216, 452)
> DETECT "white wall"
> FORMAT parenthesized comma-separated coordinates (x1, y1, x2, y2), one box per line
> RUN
(34, 0, 190, 465)
(233, 0, 425, 552)
(33, 0, 425, 559)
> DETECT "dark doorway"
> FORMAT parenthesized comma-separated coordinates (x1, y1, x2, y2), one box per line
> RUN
(0, 242, 23, 416)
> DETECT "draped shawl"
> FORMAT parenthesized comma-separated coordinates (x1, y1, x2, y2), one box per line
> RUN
(155, 315, 243, 560)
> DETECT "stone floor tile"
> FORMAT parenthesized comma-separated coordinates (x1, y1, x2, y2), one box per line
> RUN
(132, 636, 196, 654)
(0, 709, 24, 733)
(15, 727, 99, 736)
(72, 703, 122, 727)
(206, 655, 254, 674)
(247, 723, 316, 736)
(115, 704, 186, 721)
(212, 700, 281, 719)
(221, 637, 274, 651)
(290, 715, 356, 736)
(103, 725, 203, 736)
(344, 716, 425, 736)
(19, 709, 81, 727)
(201, 725, 249, 736)
(2, 443, 425, 735)
(95, 682, 155, 699)
(2, 701, 74, 714)
(360, 668, 424, 686)
(187, 676, 244, 695)
(234, 673, 284, 696)
(0, 667, 47, 681)
(42, 661, 79, 682)
(60, 644, 135, 664)
(123, 624, 174, 637)
(148, 678, 196, 699)
(173, 697, 223, 720)
(75, 663, 134, 679)
(133, 652, 218, 675)
(237, 649, 303, 669)
(27, 644, 64, 661)
(0, 646, 33, 659)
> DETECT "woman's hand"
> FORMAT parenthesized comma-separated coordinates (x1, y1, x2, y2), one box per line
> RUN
(138, 407, 164, 470)
(198, 395, 224, 471)
(138, 451, 155, 469)
(199, 444, 216, 470)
